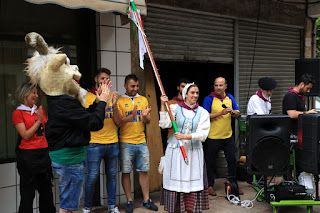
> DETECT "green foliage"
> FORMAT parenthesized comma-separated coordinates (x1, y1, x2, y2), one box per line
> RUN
(317, 18, 320, 58)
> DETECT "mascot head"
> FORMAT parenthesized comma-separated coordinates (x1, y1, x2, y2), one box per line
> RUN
(24, 32, 87, 104)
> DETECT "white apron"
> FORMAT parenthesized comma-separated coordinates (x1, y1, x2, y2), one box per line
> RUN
(163, 146, 204, 193)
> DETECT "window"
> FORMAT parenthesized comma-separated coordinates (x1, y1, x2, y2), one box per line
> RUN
(0, 41, 27, 162)
(0, 0, 96, 163)
(0, 41, 77, 163)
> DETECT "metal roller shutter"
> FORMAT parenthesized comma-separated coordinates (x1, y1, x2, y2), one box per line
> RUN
(239, 21, 302, 114)
(144, 5, 234, 63)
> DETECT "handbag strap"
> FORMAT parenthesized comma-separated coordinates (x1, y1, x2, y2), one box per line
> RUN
(15, 110, 24, 153)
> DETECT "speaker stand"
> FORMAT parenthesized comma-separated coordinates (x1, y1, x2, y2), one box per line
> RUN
(315, 175, 319, 201)
(264, 175, 270, 203)
(252, 175, 279, 202)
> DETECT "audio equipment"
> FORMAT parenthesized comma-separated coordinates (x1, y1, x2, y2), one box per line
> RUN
(272, 181, 307, 202)
(247, 114, 291, 175)
(296, 113, 320, 175)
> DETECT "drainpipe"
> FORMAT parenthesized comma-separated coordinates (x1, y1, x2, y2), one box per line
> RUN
(306, 0, 316, 58)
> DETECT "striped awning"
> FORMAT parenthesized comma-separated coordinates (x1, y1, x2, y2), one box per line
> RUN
(25, 0, 147, 15)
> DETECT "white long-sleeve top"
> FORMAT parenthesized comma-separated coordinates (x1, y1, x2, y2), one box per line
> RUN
(247, 94, 271, 115)
(159, 104, 210, 142)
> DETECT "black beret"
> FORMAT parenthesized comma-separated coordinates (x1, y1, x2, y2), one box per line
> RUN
(258, 77, 277, 90)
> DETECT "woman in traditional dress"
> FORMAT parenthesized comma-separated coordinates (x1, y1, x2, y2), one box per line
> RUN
(12, 83, 55, 213)
(159, 83, 210, 213)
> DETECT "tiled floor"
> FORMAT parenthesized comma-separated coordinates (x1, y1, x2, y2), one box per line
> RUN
(89, 178, 320, 213)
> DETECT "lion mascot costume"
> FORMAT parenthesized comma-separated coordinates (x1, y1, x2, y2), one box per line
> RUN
(24, 32, 110, 213)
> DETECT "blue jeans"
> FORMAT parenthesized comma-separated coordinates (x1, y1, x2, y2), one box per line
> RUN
(119, 142, 150, 173)
(84, 143, 119, 210)
(52, 161, 85, 212)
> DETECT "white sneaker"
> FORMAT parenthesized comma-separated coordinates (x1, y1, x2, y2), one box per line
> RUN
(82, 208, 91, 213)
(109, 206, 120, 213)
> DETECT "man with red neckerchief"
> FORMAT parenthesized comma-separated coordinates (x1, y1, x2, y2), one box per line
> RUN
(282, 74, 316, 136)
(167, 78, 192, 112)
(247, 77, 277, 115)
(203, 77, 242, 196)
(283, 74, 317, 179)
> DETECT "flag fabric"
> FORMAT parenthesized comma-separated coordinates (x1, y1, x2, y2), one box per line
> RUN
(128, 0, 189, 164)
(128, 6, 147, 69)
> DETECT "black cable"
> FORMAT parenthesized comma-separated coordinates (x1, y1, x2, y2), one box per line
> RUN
(246, 0, 261, 106)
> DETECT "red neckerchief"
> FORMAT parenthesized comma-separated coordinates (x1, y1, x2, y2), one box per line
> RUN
(288, 87, 305, 101)
(172, 96, 183, 103)
(210, 92, 227, 100)
(255, 89, 271, 104)
(88, 87, 97, 94)
(178, 101, 199, 113)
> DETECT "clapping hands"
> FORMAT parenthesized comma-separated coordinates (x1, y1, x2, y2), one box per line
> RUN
(96, 79, 112, 103)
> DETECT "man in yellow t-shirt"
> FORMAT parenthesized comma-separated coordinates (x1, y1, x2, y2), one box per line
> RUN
(83, 68, 121, 213)
(114, 74, 158, 213)
(202, 77, 242, 196)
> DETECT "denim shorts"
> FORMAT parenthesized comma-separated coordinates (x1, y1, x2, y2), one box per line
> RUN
(119, 142, 150, 173)
(52, 161, 85, 211)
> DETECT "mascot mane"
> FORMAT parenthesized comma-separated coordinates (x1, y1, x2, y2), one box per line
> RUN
(25, 33, 59, 85)
(24, 32, 87, 105)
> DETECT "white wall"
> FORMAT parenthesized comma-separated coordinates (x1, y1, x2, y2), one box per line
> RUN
(0, 162, 50, 213)
(97, 12, 132, 96)
(0, 163, 19, 213)
(97, 12, 134, 206)
(0, 163, 71, 213)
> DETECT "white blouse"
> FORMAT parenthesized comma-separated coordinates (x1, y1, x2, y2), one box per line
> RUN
(159, 104, 210, 142)
(247, 94, 271, 115)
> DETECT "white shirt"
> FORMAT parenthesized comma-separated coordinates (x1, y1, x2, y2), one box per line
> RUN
(159, 104, 210, 142)
(247, 94, 271, 115)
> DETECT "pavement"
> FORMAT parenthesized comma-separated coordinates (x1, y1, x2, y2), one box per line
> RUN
(90, 178, 320, 213)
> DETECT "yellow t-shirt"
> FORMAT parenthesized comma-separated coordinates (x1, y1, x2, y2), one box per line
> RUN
(118, 95, 148, 144)
(85, 92, 118, 144)
(207, 95, 240, 139)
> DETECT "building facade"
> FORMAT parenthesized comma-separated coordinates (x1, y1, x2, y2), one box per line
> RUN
(0, 0, 316, 212)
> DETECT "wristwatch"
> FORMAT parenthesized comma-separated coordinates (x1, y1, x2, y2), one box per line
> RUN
(113, 104, 118, 110)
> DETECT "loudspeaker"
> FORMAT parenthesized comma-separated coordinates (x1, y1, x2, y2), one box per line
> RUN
(247, 115, 291, 175)
(296, 113, 320, 175)
(295, 59, 320, 96)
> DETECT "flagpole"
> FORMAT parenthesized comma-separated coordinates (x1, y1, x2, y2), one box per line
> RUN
(129, 0, 188, 165)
